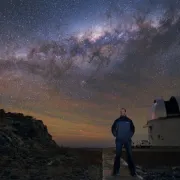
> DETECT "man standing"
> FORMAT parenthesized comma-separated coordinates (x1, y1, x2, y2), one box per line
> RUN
(111, 108, 136, 176)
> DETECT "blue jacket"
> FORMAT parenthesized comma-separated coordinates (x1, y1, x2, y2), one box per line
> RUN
(111, 115, 135, 142)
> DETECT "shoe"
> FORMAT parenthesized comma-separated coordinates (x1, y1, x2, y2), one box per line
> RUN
(131, 172, 137, 177)
(111, 171, 120, 176)
(112, 173, 120, 176)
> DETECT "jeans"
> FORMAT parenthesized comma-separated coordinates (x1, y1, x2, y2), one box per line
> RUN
(113, 139, 136, 175)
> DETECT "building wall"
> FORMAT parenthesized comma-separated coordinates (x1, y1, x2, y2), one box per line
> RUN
(148, 117, 180, 146)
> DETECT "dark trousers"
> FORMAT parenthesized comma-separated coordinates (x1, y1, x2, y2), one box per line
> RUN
(113, 140, 136, 175)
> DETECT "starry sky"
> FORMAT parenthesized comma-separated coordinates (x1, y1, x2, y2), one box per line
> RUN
(0, 0, 180, 147)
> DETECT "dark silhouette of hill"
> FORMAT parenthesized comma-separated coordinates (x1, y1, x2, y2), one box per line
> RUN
(0, 109, 102, 180)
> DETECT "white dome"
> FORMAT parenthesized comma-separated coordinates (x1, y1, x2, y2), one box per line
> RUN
(150, 96, 180, 119)
(151, 98, 167, 119)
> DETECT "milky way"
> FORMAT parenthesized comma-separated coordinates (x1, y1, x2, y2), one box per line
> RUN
(1, 0, 180, 147)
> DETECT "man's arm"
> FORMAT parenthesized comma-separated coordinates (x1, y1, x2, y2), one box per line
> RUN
(111, 120, 117, 137)
(130, 120, 135, 136)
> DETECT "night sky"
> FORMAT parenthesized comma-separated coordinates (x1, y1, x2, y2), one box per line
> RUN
(0, 0, 180, 147)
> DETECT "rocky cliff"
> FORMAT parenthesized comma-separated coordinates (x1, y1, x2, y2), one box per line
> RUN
(0, 109, 58, 150)
(0, 109, 102, 180)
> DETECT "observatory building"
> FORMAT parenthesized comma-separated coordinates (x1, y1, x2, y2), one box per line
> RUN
(144, 96, 180, 147)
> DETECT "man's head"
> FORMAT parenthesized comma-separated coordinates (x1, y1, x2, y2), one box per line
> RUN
(120, 108, 126, 116)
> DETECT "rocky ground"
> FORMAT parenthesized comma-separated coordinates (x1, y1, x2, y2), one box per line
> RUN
(136, 166, 180, 180)
(120, 148, 180, 180)
(0, 109, 102, 180)
(103, 148, 180, 180)
(131, 150, 180, 180)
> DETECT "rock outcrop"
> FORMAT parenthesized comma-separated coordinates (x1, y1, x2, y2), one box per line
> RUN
(0, 109, 102, 180)
(0, 109, 57, 149)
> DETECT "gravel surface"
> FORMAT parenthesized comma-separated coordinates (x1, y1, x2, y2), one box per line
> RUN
(136, 166, 180, 180)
